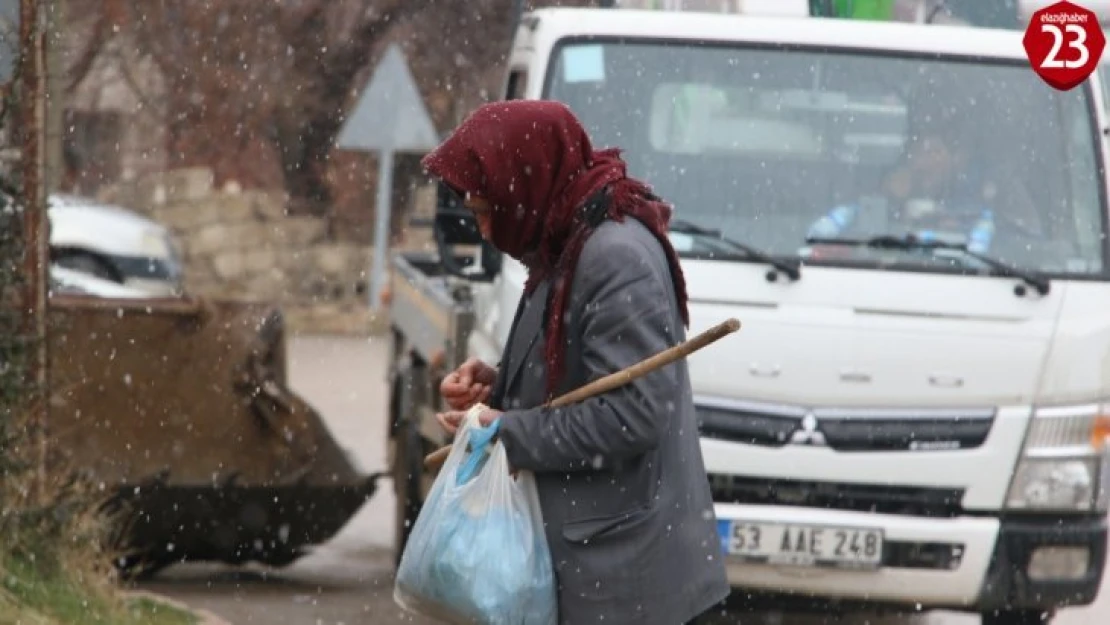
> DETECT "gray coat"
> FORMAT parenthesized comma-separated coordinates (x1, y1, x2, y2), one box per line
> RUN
(494, 217, 731, 625)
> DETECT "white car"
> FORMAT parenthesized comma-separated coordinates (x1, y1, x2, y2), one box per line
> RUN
(48, 264, 155, 299)
(47, 194, 184, 297)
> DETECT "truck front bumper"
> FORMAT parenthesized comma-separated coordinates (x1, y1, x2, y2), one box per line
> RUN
(714, 503, 1106, 612)
(977, 514, 1107, 612)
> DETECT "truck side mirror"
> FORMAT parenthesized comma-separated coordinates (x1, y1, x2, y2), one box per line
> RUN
(433, 182, 502, 282)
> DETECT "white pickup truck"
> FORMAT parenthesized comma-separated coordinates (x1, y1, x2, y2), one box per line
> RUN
(387, 6, 1109, 624)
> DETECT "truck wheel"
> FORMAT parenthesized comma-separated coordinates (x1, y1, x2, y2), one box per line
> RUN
(392, 369, 425, 570)
(982, 609, 1054, 625)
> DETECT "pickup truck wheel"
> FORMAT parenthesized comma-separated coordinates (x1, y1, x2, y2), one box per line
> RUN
(393, 419, 424, 570)
(981, 609, 1054, 625)
(392, 369, 425, 570)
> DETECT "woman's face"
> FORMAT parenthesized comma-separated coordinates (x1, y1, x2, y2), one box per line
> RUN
(464, 193, 493, 241)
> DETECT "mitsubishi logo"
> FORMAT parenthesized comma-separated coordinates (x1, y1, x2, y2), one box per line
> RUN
(789, 413, 827, 446)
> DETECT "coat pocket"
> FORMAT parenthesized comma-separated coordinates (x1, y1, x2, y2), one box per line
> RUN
(554, 505, 659, 609)
(561, 504, 658, 545)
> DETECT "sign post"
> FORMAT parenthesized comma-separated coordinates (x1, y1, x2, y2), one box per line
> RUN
(336, 44, 440, 311)
(1023, 0, 1105, 90)
(370, 149, 393, 306)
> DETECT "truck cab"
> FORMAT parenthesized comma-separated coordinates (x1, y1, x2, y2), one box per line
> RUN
(388, 6, 1110, 624)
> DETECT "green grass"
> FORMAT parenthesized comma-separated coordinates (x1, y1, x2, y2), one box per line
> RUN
(0, 555, 196, 625)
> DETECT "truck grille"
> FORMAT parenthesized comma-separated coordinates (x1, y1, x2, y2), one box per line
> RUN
(696, 398, 996, 452)
(708, 474, 965, 518)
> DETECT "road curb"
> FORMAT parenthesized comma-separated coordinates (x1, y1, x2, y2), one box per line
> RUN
(121, 590, 233, 625)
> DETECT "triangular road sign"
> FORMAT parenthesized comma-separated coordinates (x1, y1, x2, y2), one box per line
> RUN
(336, 43, 440, 153)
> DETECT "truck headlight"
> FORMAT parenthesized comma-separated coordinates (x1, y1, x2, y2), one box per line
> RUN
(1005, 403, 1110, 513)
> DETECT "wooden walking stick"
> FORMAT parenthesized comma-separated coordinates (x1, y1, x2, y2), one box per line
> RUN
(423, 317, 741, 471)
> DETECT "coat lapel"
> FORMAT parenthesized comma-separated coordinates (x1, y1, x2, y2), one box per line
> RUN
(498, 280, 549, 400)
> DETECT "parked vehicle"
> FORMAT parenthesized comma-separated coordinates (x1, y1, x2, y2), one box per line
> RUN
(387, 5, 1110, 625)
(28, 195, 377, 577)
(49, 291, 380, 579)
(47, 193, 184, 297)
(49, 264, 153, 299)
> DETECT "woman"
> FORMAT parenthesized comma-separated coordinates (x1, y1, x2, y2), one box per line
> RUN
(424, 100, 730, 624)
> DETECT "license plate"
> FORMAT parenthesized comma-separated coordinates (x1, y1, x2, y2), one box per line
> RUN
(717, 520, 884, 570)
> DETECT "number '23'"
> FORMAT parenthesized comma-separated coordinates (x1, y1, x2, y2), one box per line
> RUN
(1041, 23, 1091, 69)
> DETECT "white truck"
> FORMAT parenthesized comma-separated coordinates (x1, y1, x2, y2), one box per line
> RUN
(386, 5, 1110, 624)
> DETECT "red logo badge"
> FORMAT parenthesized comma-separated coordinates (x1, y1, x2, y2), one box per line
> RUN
(1024, 1, 1105, 91)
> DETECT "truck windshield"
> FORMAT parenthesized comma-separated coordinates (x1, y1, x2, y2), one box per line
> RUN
(544, 41, 1108, 278)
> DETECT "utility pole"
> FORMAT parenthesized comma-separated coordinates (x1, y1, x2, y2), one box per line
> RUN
(18, 0, 47, 498)
(42, 0, 61, 193)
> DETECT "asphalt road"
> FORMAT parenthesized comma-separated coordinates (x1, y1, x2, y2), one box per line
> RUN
(142, 335, 1108, 625)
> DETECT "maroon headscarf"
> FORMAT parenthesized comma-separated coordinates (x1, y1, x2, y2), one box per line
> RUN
(421, 100, 689, 397)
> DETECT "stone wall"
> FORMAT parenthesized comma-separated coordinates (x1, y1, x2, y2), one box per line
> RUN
(98, 168, 386, 335)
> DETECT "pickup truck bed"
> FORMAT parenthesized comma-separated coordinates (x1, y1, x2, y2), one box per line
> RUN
(389, 251, 476, 373)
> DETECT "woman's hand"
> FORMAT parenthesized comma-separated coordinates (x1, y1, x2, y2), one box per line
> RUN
(439, 357, 498, 410)
(435, 407, 504, 436)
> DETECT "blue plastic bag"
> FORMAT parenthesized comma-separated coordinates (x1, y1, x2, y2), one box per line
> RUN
(394, 406, 558, 625)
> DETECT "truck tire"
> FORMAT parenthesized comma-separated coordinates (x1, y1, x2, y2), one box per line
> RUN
(387, 329, 404, 439)
(982, 610, 1054, 625)
(392, 366, 425, 570)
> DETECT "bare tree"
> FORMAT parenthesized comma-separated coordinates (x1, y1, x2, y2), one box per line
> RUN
(66, 0, 435, 215)
(64, 0, 592, 218)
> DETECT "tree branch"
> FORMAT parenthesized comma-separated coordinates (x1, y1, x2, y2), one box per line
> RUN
(325, 0, 425, 94)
